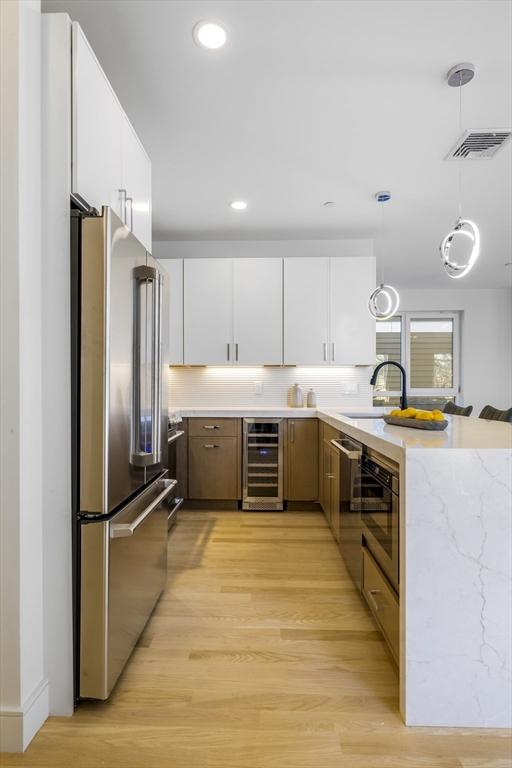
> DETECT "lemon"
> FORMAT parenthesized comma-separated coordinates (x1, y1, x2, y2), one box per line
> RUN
(401, 408, 417, 419)
(390, 409, 402, 417)
(432, 411, 445, 422)
(416, 411, 434, 421)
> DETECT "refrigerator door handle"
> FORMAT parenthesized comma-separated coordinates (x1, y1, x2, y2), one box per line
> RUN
(151, 268, 163, 464)
(131, 265, 161, 467)
(110, 479, 177, 538)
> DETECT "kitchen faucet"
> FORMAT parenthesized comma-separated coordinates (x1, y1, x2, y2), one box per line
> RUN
(370, 361, 408, 411)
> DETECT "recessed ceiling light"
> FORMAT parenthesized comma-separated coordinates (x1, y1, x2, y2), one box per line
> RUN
(193, 21, 227, 50)
(230, 201, 247, 211)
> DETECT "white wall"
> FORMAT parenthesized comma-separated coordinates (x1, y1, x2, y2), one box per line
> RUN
(41, 12, 74, 717)
(153, 238, 373, 260)
(399, 288, 512, 415)
(0, 0, 48, 752)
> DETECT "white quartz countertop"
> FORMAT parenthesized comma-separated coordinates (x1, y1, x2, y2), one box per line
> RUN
(174, 406, 512, 453)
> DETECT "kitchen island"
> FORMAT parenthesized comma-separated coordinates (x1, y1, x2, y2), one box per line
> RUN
(177, 406, 512, 729)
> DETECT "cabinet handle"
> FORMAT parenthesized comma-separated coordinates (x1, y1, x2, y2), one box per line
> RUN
(290, 422, 294, 443)
(323, 342, 328, 361)
(118, 189, 127, 223)
(235, 343, 239, 362)
(326, 473, 334, 479)
(227, 343, 230, 361)
(203, 444, 220, 449)
(332, 342, 336, 361)
(368, 589, 382, 612)
(126, 196, 134, 231)
(203, 425, 220, 430)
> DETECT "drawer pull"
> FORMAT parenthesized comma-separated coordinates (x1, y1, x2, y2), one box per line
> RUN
(203, 425, 220, 430)
(368, 589, 382, 612)
(203, 444, 220, 449)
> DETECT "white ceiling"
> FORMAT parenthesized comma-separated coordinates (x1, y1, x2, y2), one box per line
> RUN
(43, 0, 512, 288)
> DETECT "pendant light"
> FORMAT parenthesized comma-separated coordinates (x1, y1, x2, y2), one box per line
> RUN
(440, 63, 480, 279)
(368, 191, 400, 321)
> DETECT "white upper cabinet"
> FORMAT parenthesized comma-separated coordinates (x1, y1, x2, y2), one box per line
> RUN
(121, 115, 152, 252)
(233, 259, 282, 365)
(164, 259, 184, 365)
(72, 23, 152, 252)
(284, 258, 330, 365)
(284, 256, 376, 365)
(184, 259, 233, 365)
(175, 256, 375, 367)
(330, 257, 376, 365)
(183, 258, 283, 365)
(72, 23, 123, 219)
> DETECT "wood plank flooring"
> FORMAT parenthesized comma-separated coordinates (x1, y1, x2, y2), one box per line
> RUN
(3, 510, 511, 767)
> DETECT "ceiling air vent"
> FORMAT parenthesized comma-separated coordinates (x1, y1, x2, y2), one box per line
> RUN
(445, 129, 512, 160)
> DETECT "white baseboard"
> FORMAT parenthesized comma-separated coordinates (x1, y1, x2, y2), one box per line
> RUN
(0, 678, 49, 753)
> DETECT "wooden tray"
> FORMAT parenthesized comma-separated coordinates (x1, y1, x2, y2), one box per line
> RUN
(382, 415, 448, 431)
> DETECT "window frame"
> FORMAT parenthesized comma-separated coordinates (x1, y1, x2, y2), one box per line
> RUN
(375, 310, 461, 403)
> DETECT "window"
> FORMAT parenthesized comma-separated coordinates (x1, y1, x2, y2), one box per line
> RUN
(373, 312, 460, 408)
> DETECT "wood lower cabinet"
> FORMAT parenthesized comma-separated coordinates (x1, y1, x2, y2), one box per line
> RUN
(319, 422, 341, 519)
(188, 419, 241, 500)
(362, 547, 399, 664)
(189, 437, 241, 500)
(286, 419, 318, 501)
(323, 440, 340, 542)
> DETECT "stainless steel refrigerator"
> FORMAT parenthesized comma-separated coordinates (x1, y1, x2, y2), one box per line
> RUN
(71, 206, 172, 700)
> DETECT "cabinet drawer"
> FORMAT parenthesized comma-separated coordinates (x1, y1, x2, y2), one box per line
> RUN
(189, 418, 239, 438)
(188, 437, 240, 499)
(362, 547, 399, 663)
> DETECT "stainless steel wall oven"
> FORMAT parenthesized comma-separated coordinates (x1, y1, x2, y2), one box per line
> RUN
(358, 449, 399, 592)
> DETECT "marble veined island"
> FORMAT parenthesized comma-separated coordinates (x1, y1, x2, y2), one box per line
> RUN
(179, 406, 512, 729)
(319, 408, 512, 729)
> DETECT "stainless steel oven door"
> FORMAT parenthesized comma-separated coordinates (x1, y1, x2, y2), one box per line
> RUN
(358, 455, 399, 591)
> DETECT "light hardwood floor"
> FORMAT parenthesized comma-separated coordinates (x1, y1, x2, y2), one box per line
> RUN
(3, 511, 511, 767)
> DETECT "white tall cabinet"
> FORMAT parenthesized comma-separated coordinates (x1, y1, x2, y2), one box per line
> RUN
(121, 116, 152, 251)
(71, 23, 152, 252)
(183, 258, 283, 365)
(71, 23, 123, 219)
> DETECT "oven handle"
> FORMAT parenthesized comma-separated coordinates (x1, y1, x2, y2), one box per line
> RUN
(330, 439, 361, 460)
(168, 429, 185, 444)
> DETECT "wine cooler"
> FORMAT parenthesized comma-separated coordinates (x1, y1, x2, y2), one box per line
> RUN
(242, 418, 284, 510)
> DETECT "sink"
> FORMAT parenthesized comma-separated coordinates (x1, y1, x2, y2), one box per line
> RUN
(338, 411, 386, 419)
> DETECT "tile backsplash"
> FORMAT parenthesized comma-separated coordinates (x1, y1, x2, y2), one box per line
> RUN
(168, 366, 373, 408)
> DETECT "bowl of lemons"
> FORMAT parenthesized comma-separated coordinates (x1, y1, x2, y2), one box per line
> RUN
(383, 408, 448, 430)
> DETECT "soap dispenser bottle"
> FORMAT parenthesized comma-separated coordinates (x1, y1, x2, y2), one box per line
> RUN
(289, 383, 304, 408)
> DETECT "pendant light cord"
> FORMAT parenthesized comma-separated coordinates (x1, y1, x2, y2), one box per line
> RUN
(378, 201, 384, 285)
(458, 71, 463, 219)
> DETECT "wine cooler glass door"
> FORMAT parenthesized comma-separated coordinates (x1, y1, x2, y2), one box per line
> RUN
(243, 419, 283, 509)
